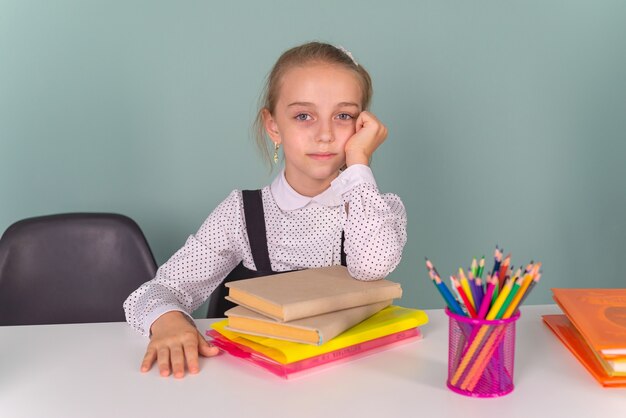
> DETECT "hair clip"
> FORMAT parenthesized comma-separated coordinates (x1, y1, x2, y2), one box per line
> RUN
(336, 45, 359, 67)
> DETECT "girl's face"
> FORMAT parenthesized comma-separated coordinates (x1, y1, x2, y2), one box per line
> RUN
(263, 63, 363, 196)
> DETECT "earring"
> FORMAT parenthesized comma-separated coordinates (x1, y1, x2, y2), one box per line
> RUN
(273, 142, 280, 164)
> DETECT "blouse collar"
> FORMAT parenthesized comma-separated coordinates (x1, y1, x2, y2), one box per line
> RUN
(270, 169, 342, 211)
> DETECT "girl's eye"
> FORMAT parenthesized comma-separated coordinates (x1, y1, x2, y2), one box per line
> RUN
(337, 113, 354, 121)
(295, 113, 311, 121)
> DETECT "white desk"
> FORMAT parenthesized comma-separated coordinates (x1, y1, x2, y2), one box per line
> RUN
(1, 305, 624, 418)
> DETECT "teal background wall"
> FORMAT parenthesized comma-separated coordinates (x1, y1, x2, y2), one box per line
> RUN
(2, 1, 625, 316)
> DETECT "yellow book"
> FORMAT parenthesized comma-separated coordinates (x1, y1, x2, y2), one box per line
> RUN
(211, 305, 428, 364)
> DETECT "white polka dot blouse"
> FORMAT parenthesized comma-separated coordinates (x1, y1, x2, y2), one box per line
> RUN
(123, 164, 407, 336)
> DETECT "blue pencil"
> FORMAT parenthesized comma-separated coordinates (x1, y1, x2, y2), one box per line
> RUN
(429, 270, 466, 316)
(492, 246, 502, 277)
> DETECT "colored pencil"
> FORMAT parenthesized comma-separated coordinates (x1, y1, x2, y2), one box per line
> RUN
(502, 262, 541, 318)
(498, 253, 511, 289)
(463, 323, 509, 390)
(458, 268, 476, 310)
(486, 277, 513, 320)
(425, 257, 440, 278)
(429, 270, 465, 316)
(524, 260, 534, 275)
(491, 271, 500, 305)
(517, 272, 541, 307)
(495, 274, 522, 319)
(476, 256, 485, 279)
(477, 275, 496, 319)
(504, 271, 541, 318)
(473, 277, 484, 312)
(425, 258, 466, 316)
(468, 269, 482, 312)
(452, 276, 478, 318)
(449, 277, 468, 315)
(450, 322, 489, 385)
(492, 246, 502, 277)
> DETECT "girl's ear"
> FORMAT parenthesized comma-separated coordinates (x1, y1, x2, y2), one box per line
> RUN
(262, 108, 281, 144)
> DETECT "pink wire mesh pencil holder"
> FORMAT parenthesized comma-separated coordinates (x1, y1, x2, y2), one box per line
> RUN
(445, 308, 520, 398)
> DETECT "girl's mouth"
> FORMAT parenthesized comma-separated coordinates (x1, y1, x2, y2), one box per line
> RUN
(308, 153, 335, 160)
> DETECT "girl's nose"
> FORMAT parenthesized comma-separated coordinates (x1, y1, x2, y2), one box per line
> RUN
(316, 120, 334, 142)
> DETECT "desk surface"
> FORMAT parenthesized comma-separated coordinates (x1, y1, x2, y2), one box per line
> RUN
(1, 305, 624, 418)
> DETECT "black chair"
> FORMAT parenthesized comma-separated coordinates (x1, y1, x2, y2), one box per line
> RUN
(0, 213, 158, 325)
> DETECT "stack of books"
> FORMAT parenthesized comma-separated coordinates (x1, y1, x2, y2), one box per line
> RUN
(543, 288, 626, 387)
(206, 265, 429, 378)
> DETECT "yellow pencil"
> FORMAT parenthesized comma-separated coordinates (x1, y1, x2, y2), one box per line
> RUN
(458, 268, 475, 310)
(486, 278, 513, 320)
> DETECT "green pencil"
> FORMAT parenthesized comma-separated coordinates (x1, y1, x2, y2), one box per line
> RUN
(491, 271, 500, 305)
(495, 275, 523, 319)
(471, 258, 478, 277)
(476, 256, 485, 279)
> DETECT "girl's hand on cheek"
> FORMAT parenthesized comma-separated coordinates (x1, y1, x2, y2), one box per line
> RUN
(344, 111, 388, 167)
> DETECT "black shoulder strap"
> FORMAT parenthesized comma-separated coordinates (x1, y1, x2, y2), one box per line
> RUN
(340, 230, 347, 267)
(241, 190, 272, 272)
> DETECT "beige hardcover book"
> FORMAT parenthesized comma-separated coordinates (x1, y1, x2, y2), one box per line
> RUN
(225, 300, 392, 345)
(225, 265, 403, 322)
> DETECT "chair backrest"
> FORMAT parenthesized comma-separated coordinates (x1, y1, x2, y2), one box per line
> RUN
(0, 213, 158, 325)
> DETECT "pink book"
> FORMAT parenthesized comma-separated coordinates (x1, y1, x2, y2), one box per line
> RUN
(207, 327, 422, 379)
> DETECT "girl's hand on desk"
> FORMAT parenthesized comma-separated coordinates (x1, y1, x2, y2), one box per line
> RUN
(344, 111, 388, 167)
(141, 311, 219, 378)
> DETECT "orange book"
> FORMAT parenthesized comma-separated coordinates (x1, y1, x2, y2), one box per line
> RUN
(542, 314, 626, 387)
(552, 288, 626, 356)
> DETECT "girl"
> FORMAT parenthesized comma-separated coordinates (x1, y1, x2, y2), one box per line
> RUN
(124, 41, 407, 378)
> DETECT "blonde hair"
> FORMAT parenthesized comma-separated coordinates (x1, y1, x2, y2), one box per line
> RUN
(252, 41, 373, 170)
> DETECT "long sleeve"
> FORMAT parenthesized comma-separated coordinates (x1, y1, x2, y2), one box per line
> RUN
(123, 190, 245, 336)
(332, 165, 408, 281)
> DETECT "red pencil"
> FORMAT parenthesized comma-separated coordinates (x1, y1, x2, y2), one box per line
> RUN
(498, 253, 511, 289)
(451, 276, 478, 318)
